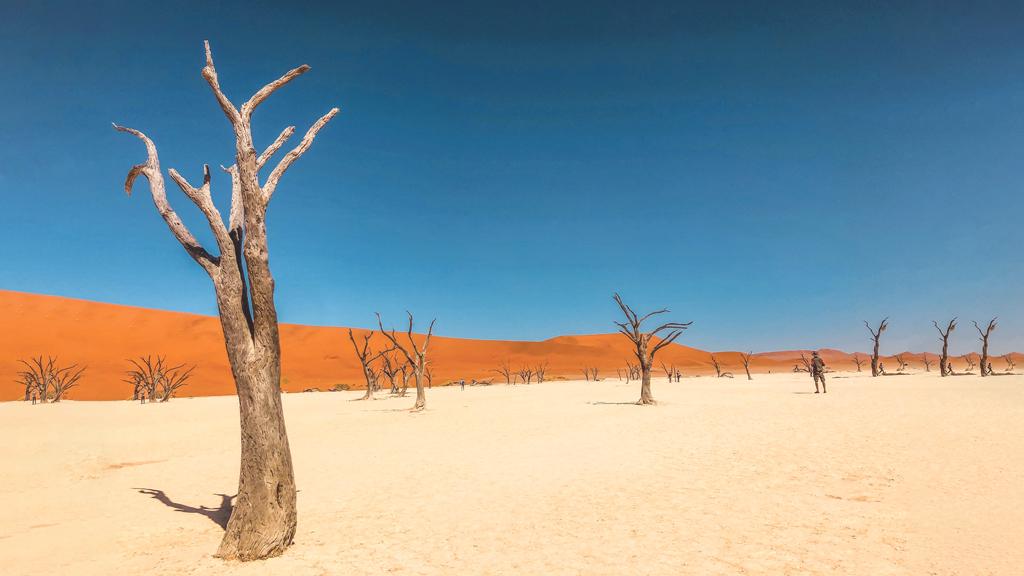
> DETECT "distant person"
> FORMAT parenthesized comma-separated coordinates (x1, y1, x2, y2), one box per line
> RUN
(460, 379, 465, 391)
(811, 351, 827, 394)
(946, 362, 954, 375)
(31, 392, 37, 405)
(140, 391, 146, 405)
(986, 362, 994, 376)
(878, 362, 886, 375)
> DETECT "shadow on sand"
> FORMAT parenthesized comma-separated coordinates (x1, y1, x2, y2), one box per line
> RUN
(134, 488, 234, 530)
(588, 401, 642, 406)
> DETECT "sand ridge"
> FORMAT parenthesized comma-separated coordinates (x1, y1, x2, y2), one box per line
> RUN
(4, 289, 1012, 401)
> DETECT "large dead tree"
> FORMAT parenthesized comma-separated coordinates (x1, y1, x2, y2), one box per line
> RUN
(864, 318, 889, 377)
(114, 41, 338, 560)
(18, 356, 85, 403)
(973, 318, 997, 377)
(348, 329, 391, 400)
(377, 312, 435, 410)
(851, 353, 865, 372)
(612, 293, 692, 405)
(739, 352, 753, 380)
(379, 352, 400, 394)
(932, 318, 957, 376)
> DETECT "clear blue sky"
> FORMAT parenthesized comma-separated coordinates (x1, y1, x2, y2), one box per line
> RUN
(0, 1, 1021, 355)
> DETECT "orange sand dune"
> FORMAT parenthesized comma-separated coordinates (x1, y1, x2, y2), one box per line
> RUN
(1, 290, 1018, 400)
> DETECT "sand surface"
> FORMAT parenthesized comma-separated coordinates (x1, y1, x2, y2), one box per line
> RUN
(2, 372, 1022, 575)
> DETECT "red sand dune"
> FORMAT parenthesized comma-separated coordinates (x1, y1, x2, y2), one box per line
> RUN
(1, 290, 1018, 400)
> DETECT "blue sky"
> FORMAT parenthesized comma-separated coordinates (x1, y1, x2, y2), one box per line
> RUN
(0, 1, 1021, 355)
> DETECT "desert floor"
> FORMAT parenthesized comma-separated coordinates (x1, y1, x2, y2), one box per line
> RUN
(1, 372, 1022, 575)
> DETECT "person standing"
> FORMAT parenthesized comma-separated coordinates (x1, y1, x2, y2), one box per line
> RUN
(460, 379, 465, 391)
(811, 351, 827, 394)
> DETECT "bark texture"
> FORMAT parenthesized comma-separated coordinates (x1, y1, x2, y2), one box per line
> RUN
(974, 318, 997, 377)
(114, 41, 338, 561)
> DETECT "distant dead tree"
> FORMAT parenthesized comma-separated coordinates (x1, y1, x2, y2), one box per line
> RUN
(18, 356, 86, 403)
(738, 352, 753, 380)
(425, 363, 433, 389)
(973, 318, 997, 377)
(894, 354, 908, 373)
(126, 356, 194, 402)
(797, 353, 812, 373)
(921, 353, 933, 372)
(616, 368, 622, 381)
(348, 329, 391, 400)
(517, 366, 535, 385)
(710, 354, 733, 378)
(380, 352, 400, 394)
(932, 318, 957, 376)
(397, 362, 411, 396)
(864, 318, 889, 377)
(660, 361, 676, 381)
(377, 312, 435, 410)
(612, 293, 692, 405)
(114, 41, 339, 558)
(493, 360, 514, 385)
(535, 361, 548, 384)
(581, 367, 591, 381)
(588, 367, 599, 381)
(1001, 354, 1015, 373)
(851, 353, 865, 372)
(625, 362, 641, 382)
(962, 354, 978, 373)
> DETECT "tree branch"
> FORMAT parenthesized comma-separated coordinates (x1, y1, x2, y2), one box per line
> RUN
(167, 165, 233, 256)
(242, 65, 311, 121)
(263, 108, 340, 203)
(113, 123, 218, 274)
(200, 41, 242, 127)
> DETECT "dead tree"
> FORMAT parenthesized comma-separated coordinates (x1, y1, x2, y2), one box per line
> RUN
(864, 318, 889, 377)
(660, 361, 677, 381)
(347, 329, 392, 400)
(380, 352, 400, 394)
(127, 356, 194, 402)
(400, 362, 413, 395)
(962, 354, 978, 373)
(581, 367, 591, 381)
(739, 352, 753, 380)
(933, 318, 957, 376)
(797, 353, 812, 373)
(613, 293, 692, 405)
(517, 367, 534, 385)
(710, 354, 734, 378)
(114, 42, 338, 559)
(588, 367, 599, 381)
(1003, 354, 1016, 373)
(377, 312, 435, 410)
(973, 318, 997, 377)
(493, 360, 514, 385)
(894, 354, 908, 373)
(851, 353, 865, 372)
(535, 361, 548, 384)
(921, 353, 933, 372)
(625, 362, 641, 381)
(18, 356, 86, 403)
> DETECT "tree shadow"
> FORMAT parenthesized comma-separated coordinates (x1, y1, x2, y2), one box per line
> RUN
(134, 488, 234, 530)
(588, 401, 642, 405)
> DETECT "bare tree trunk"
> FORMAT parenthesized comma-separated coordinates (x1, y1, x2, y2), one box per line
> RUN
(974, 318, 997, 377)
(115, 41, 338, 561)
(865, 318, 888, 377)
(612, 293, 691, 406)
